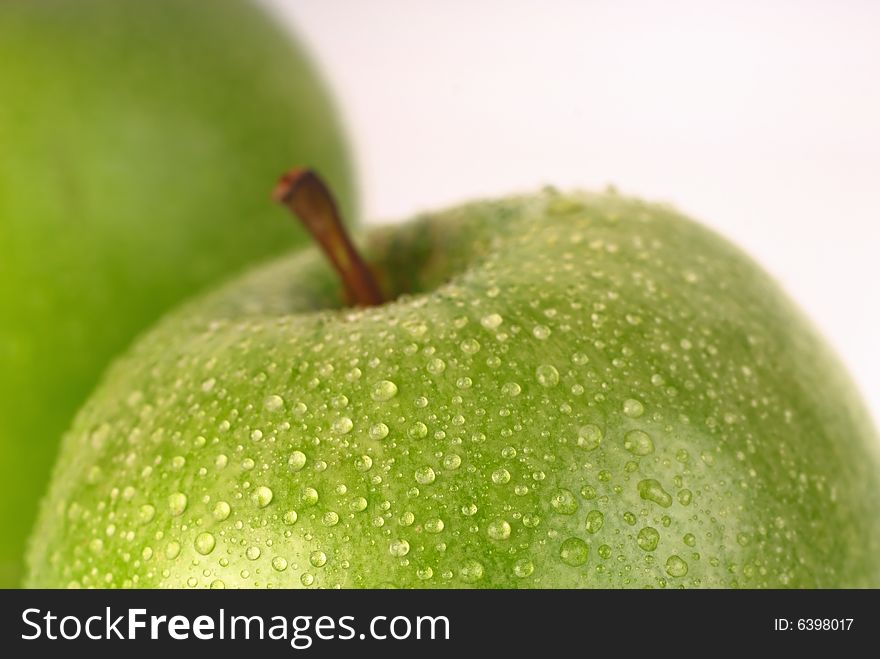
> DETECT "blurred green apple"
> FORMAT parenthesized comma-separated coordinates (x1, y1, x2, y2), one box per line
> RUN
(26, 180, 880, 588)
(0, 0, 354, 586)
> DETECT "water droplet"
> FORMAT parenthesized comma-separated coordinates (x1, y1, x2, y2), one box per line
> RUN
(322, 511, 340, 526)
(623, 511, 637, 526)
(577, 424, 603, 450)
(246, 546, 262, 561)
(460, 559, 485, 583)
(212, 501, 231, 521)
(194, 532, 216, 555)
(138, 504, 156, 524)
(637, 479, 672, 507)
(425, 518, 445, 533)
(460, 339, 481, 355)
(536, 364, 560, 387)
(355, 455, 373, 472)
(252, 486, 274, 508)
(665, 555, 689, 577)
(491, 468, 511, 484)
(623, 430, 654, 456)
(371, 380, 399, 401)
(369, 423, 390, 440)
(559, 537, 590, 566)
(301, 573, 315, 586)
(301, 487, 319, 506)
(637, 527, 660, 551)
(494, 382, 522, 402)
(532, 325, 551, 340)
(390, 539, 411, 557)
(408, 422, 428, 439)
(522, 513, 540, 529)
(513, 558, 534, 578)
(427, 358, 446, 374)
(585, 510, 605, 534)
(210, 579, 225, 589)
(288, 450, 307, 471)
(305, 550, 325, 567)
(404, 320, 428, 337)
(550, 489, 579, 515)
(264, 395, 284, 412)
(623, 399, 645, 418)
(165, 541, 181, 560)
(683, 533, 696, 547)
(415, 466, 436, 485)
(250, 429, 263, 442)
(443, 454, 462, 470)
(283, 510, 299, 525)
(333, 416, 353, 434)
(168, 493, 187, 517)
(272, 556, 288, 571)
(677, 489, 693, 506)
(488, 519, 512, 540)
(481, 313, 503, 329)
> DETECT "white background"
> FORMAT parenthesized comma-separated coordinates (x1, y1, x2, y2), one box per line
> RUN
(265, 0, 880, 424)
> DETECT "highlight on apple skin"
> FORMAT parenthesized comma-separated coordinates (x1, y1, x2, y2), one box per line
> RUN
(27, 188, 880, 588)
(0, 0, 354, 587)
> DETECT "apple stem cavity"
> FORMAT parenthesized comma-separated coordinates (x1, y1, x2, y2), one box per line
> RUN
(274, 168, 384, 307)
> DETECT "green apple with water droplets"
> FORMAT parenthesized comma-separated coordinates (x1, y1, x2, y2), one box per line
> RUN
(27, 184, 880, 588)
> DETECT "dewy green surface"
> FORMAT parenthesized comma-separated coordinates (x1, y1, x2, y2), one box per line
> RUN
(0, 0, 354, 586)
(28, 191, 880, 588)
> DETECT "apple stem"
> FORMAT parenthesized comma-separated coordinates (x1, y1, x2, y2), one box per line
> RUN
(274, 168, 384, 307)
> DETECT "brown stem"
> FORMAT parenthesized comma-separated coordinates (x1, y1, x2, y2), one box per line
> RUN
(274, 168, 384, 307)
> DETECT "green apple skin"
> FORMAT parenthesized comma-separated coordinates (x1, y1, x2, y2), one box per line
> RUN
(0, 0, 354, 586)
(27, 190, 880, 588)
